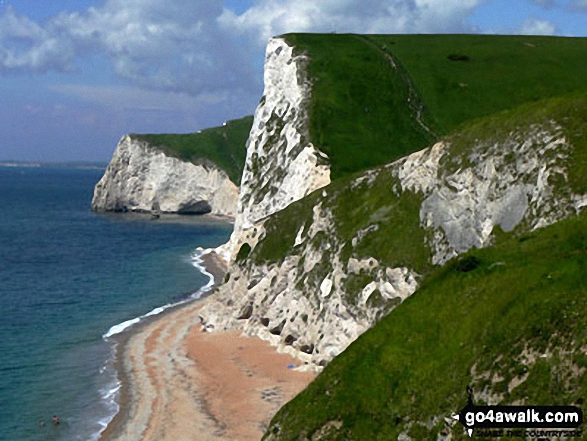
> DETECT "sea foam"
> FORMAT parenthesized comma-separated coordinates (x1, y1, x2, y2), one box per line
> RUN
(102, 247, 215, 339)
(97, 247, 216, 439)
(103, 317, 141, 338)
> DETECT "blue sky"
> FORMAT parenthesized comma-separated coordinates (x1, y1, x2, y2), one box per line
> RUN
(1, 0, 587, 162)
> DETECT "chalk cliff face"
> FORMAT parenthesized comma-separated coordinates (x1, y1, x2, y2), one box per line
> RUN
(197, 37, 587, 368)
(400, 123, 580, 265)
(218, 37, 330, 261)
(201, 102, 586, 367)
(92, 135, 239, 216)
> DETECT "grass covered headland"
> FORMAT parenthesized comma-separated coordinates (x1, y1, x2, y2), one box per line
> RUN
(132, 115, 253, 184)
(254, 34, 587, 440)
(283, 34, 587, 180)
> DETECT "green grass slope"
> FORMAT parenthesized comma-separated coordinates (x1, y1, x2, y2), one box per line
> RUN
(264, 209, 587, 440)
(383, 34, 587, 134)
(251, 94, 587, 271)
(284, 33, 438, 179)
(283, 34, 587, 180)
(132, 115, 253, 184)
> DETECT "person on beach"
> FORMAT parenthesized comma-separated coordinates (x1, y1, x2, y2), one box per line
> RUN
(52, 415, 59, 425)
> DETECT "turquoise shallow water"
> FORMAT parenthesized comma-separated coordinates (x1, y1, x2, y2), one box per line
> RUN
(0, 165, 232, 440)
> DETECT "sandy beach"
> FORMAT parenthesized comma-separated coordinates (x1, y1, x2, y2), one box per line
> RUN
(101, 253, 315, 441)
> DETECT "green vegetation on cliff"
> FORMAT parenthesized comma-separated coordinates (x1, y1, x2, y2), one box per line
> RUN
(247, 92, 587, 439)
(265, 209, 587, 440)
(229, 35, 587, 439)
(283, 33, 587, 180)
(133, 115, 253, 184)
(284, 33, 438, 179)
(252, 94, 587, 271)
(383, 34, 587, 133)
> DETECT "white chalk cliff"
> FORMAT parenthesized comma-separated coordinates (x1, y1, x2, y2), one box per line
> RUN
(198, 36, 586, 369)
(92, 135, 239, 217)
(202, 116, 585, 368)
(217, 37, 331, 262)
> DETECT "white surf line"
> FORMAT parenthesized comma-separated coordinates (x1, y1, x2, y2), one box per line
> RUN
(102, 247, 215, 339)
(98, 246, 217, 439)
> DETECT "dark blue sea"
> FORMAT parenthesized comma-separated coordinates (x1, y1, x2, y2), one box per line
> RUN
(0, 165, 232, 440)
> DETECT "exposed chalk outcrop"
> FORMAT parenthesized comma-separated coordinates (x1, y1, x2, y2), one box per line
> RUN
(200, 115, 585, 367)
(218, 37, 331, 262)
(396, 123, 575, 264)
(192, 34, 587, 370)
(200, 205, 419, 367)
(92, 135, 239, 217)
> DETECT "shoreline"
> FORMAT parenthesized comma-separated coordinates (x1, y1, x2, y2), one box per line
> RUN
(102, 246, 225, 340)
(99, 250, 315, 440)
(99, 250, 227, 441)
(92, 211, 236, 226)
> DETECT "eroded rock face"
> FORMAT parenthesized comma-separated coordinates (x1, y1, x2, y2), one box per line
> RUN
(200, 118, 585, 368)
(200, 202, 419, 367)
(198, 37, 586, 369)
(397, 124, 576, 264)
(92, 135, 239, 217)
(218, 37, 331, 262)
(177, 200, 212, 215)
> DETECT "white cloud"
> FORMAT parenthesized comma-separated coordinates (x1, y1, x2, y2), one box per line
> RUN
(49, 84, 229, 112)
(519, 17, 557, 35)
(0, 0, 258, 96)
(220, 0, 483, 45)
(0, 0, 484, 99)
(0, 6, 75, 71)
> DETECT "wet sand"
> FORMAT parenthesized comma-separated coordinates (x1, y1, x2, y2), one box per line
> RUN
(101, 253, 315, 441)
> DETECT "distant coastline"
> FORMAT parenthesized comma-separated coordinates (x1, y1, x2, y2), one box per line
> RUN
(0, 161, 107, 170)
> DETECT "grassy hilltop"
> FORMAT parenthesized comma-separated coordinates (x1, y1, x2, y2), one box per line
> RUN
(132, 115, 253, 184)
(283, 33, 587, 179)
(247, 34, 587, 440)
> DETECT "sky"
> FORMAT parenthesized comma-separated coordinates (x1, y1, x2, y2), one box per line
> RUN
(1, 0, 587, 162)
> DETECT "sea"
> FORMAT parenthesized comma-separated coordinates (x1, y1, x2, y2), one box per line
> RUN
(0, 164, 233, 441)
